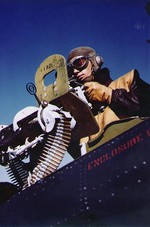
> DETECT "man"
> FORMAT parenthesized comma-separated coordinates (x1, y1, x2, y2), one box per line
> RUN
(67, 46, 150, 140)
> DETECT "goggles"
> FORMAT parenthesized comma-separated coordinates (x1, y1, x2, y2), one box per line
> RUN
(68, 56, 90, 71)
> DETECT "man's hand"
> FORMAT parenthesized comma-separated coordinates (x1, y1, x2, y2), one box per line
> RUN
(84, 82, 112, 104)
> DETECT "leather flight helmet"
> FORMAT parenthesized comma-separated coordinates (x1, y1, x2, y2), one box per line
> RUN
(67, 46, 104, 72)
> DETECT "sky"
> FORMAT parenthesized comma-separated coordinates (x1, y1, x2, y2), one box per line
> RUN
(0, 0, 149, 182)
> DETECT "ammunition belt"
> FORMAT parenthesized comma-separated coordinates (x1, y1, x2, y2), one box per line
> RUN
(24, 113, 71, 187)
(6, 160, 28, 190)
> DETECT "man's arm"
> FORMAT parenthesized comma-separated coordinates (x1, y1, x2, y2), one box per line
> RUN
(84, 80, 141, 117)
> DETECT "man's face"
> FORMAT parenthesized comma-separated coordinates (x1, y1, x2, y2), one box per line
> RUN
(72, 60, 94, 83)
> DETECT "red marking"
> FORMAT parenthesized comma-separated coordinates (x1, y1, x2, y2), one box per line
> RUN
(87, 129, 149, 171)
(147, 129, 150, 137)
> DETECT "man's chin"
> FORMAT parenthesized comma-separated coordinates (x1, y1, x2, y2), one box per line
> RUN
(77, 75, 94, 83)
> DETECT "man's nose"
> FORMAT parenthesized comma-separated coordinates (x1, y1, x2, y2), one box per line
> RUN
(73, 68, 80, 73)
(73, 69, 80, 75)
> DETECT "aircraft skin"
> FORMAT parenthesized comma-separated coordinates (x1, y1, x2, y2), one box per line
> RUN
(0, 117, 149, 226)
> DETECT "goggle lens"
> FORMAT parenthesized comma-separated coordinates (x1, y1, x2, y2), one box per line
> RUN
(68, 56, 89, 71)
(73, 57, 87, 69)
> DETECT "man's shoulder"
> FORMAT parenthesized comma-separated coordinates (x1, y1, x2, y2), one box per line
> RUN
(94, 67, 113, 86)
